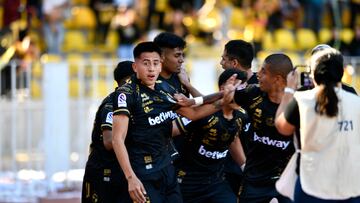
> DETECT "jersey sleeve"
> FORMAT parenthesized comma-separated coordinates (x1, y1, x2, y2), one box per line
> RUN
(234, 84, 257, 107)
(100, 103, 113, 131)
(175, 117, 193, 134)
(113, 84, 134, 117)
(284, 98, 300, 127)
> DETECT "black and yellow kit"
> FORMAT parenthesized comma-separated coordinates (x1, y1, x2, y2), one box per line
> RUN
(175, 109, 247, 203)
(82, 91, 130, 203)
(234, 85, 294, 203)
(113, 76, 182, 202)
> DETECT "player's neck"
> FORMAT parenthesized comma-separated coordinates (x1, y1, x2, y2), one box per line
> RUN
(247, 69, 254, 81)
(268, 86, 285, 104)
(222, 106, 233, 120)
(160, 70, 173, 79)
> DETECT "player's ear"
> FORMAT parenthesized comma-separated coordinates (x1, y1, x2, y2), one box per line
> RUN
(132, 62, 137, 73)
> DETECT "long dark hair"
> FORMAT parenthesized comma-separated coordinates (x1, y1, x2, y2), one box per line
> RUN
(311, 48, 343, 117)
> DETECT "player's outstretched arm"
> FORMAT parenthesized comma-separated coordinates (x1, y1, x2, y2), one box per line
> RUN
(175, 74, 240, 120)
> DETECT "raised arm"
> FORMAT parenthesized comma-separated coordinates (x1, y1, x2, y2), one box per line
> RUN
(176, 74, 240, 120)
(275, 70, 298, 136)
(112, 115, 147, 203)
(178, 67, 203, 97)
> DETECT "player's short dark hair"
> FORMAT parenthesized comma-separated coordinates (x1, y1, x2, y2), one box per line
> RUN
(224, 40, 254, 69)
(133, 41, 162, 59)
(264, 53, 293, 79)
(153, 32, 186, 49)
(218, 68, 248, 87)
(114, 60, 134, 86)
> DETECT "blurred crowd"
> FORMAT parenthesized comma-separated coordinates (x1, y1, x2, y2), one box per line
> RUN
(0, 0, 360, 60)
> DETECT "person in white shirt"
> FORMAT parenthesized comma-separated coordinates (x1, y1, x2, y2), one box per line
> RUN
(275, 47, 360, 202)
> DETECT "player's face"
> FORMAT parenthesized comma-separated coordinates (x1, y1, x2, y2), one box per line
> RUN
(134, 52, 162, 89)
(162, 47, 185, 74)
(257, 63, 277, 93)
(220, 50, 234, 69)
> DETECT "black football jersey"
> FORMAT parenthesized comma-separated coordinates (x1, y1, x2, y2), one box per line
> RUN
(234, 85, 294, 184)
(113, 76, 179, 176)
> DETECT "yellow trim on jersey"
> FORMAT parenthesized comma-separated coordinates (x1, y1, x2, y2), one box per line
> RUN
(177, 117, 187, 134)
(114, 109, 130, 114)
(101, 124, 112, 128)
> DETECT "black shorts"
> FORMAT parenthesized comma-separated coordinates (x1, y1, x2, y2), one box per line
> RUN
(180, 179, 236, 203)
(139, 164, 182, 203)
(239, 180, 292, 203)
(81, 167, 131, 203)
(178, 170, 236, 203)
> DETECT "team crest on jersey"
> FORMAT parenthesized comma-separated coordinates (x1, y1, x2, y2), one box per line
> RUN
(106, 112, 113, 124)
(117, 93, 127, 107)
(236, 83, 247, 90)
(166, 96, 176, 103)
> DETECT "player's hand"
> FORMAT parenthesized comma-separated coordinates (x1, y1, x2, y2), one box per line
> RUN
(286, 69, 299, 90)
(174, 93, 195, 107)
(221, 74, 241, 105)
(127, 175, 147, 203)
(177, 67, 191, 87)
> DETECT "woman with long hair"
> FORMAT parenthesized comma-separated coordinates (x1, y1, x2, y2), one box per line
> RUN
(275, 47, 360, 202)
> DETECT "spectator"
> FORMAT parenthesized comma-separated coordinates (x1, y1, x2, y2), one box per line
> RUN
(90, 0, 115, 44)
(42, 0, 68, 54)
(275, 47, 360, 203)
(112, 5, 140, 59)
(301, 0, 324, 34)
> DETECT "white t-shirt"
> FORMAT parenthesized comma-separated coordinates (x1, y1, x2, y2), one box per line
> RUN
(295, 87, 360, 200)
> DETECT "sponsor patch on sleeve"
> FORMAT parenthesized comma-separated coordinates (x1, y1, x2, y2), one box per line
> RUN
(236, 83, 247, 91)
(117, 93, 127, 107)
(106, 112, 113, 124)
(181, 117, 192, 126)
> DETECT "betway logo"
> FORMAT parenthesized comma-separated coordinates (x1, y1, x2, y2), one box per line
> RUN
(253, 132, 290, 150)
(148, 111, 178, 126)
(198, 145, 228, 159)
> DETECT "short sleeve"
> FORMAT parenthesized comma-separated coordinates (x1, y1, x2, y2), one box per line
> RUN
(100, 103, 113, 131)
(234, 84, 257, 107)
(284, 98, 300, 127)
(175, 117, 193, 134)
(113, 85, 134, 117)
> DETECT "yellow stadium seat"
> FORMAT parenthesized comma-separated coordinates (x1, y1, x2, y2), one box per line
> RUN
(256, 50, 273, 63)
(73, 6, 96, 29)
(341, 28, 354, 44)
(31, 61, 43, 79)
(67, 53, 84, 76)
(284, 52, 301, 66)
(230, 8, 246, 29)
(40, 54, 62, 63)
(62, 30, 87, 52)
(101, 30, 118, 52)
(71, 0, 90, 5)
(89, 80, 110, 98)
(296, 28, 318, 51)
(69, 78, 80, 98)
(274, 29, 296, 51)
(262, 31, 275, 51)
(319, 28, 332, 44)
(31, 80, 42, 99)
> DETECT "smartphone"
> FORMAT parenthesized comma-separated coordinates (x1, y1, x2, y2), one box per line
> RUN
(300, 72, 313, 89)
